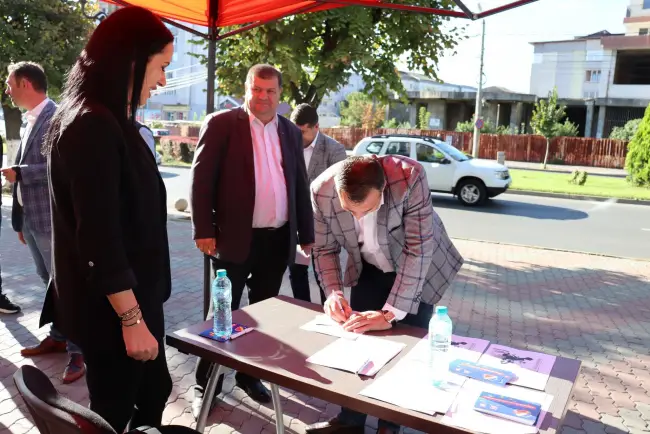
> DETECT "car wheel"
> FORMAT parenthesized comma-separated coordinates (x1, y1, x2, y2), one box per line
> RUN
(456, 179, 487, 206)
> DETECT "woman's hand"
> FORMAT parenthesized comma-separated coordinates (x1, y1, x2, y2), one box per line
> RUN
(122, 319, 159, 361)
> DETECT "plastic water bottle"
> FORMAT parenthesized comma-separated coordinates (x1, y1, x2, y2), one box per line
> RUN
(429, 306, 453, 387)
(212, 269, 232, 340)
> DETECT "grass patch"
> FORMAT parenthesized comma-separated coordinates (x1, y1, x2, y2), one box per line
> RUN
(509, 169, 650, 200)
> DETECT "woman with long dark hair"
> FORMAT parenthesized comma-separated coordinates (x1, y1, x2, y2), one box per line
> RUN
(43, 6, 174, 432)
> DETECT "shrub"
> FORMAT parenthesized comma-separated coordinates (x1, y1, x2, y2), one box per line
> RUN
(610, 118, 641, 141)
(160, 136, 199, 163)
(625, 105, 650, 187)
(569, 170, 588, 186)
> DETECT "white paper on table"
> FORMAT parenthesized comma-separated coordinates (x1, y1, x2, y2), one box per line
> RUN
(402, 335, 491, 365)
(441, 380, 554, 434)
(360, 358, 466, 415)
(307, 335, 406, 376)
(478, 345, 556, 391)
(300, 315, 359, 340)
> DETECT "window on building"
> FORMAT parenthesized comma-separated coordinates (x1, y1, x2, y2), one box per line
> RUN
(533, 53, 543, 64)
(385, 142, 412, 158)
(614, 50, 650, 85)
(586, 50, 604, 62)
(585, 70, 601, 83)
(641, 28, 649, 35)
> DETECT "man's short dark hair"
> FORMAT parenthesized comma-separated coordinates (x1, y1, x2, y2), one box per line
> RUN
(335, 156, 386, 203)
(8, 62, 47, 93)
(246, 64, 282, 88)
(291, 103, 319, 127)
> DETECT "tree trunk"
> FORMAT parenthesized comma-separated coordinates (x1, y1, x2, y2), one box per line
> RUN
(542, 138, 550, 169)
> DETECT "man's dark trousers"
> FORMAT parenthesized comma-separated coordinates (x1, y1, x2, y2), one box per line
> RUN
(289, 256, 326, 304)
(336, 260, 433, 432)
(195, 224, 290, 391)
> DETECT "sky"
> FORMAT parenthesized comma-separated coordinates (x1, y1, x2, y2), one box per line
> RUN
(426, 0, 629, 93)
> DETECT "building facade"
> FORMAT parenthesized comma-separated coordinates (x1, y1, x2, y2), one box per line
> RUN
(530, 0, 650, 138)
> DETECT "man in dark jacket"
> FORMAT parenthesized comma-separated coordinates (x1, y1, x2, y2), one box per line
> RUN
(190, 64, 314, 415)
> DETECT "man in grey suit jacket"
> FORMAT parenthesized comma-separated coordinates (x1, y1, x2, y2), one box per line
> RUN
(289, 103, 347, 304)
(306, 155, 464, 434)
(1, 62, 85, 384)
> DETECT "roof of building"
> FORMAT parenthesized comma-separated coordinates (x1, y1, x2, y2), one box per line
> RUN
(529, 29, 624, 45)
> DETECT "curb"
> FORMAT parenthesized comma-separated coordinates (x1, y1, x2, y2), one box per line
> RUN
(508, 166, 627, 179)
(450, 236, 650, 263)
(168, 210, 191, 221)
(506, 189, 650, 206)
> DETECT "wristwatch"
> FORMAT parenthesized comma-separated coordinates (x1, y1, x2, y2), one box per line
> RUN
(381, 309, 397, 324)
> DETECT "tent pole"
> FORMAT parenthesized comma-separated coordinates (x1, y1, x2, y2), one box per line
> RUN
(203, 20, 218, 320)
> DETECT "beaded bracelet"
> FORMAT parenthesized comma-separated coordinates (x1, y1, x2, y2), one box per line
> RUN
(122, 311, 143, 327)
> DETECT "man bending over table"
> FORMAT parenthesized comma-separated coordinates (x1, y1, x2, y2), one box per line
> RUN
(307, 155, 464, 434)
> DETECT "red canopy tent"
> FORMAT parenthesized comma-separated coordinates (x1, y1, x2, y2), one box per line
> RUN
(99, 0, 538, 316)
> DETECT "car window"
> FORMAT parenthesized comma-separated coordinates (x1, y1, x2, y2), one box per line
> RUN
(365, 141, 384, 154)
(385, 141, 411, 157)
(416, 143, 446, 163)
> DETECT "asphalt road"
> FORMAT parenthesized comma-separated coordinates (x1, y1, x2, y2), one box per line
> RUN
(161, 166, 650, 260)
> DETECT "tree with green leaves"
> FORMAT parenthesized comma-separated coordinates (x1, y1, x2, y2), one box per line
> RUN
(340, 92, 385, 128)
(625, 105, 650, 187)
(418, 106, 432, 130)
(1, 0, 93, 148)
(530, 88, 574, 169)
(190, 3, 462, 108)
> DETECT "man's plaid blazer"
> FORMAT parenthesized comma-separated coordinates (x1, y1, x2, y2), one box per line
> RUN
(311, 155, 464, 314)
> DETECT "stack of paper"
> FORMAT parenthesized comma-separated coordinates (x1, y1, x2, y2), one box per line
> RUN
(300, 315, 359, 340)
(359, 335, 491, 416)
(477, 345, 557, 391)
(307, 335, 406, 376)
(441, 380, 554, 434)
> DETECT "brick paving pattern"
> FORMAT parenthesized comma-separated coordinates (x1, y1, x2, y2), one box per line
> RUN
(1, 209, 650, 434)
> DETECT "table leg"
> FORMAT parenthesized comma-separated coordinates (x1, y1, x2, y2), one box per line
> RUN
(270, 383, 285, 434)
(196, 364, 224, 433)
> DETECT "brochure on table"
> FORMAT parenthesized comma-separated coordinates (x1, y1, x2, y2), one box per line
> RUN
(477, 344, 556, 391)
(359, 335, 490, 415)
(441, 379, 554, 434)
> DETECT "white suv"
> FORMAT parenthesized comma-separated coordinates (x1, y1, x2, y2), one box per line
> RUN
(352, 134, 511, 206)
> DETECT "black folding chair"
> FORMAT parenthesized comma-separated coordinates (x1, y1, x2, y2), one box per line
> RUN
(13, 365, 199, 434)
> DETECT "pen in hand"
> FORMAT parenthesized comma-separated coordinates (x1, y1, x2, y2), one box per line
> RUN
(335, 296, 347, 319)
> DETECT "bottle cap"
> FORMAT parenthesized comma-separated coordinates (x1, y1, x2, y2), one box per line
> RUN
(216, 269, 227, 278)
(435, 306, 448, 315)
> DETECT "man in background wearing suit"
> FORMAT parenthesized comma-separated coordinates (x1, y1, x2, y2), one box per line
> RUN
(289, 103, 346, 304)
(306, 155, 464, 434)
(1, 62, 85, 384)
(190, 64, 314, 413)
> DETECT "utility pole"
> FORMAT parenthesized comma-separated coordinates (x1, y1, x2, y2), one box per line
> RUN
(472, 18, 486, 158)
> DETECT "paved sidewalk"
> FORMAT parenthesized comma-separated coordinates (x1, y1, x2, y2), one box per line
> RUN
(505, 161, 628, 178)
(1, 211, 650, 434)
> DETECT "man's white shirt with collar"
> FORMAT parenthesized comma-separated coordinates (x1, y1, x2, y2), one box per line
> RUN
(246, 107, 288, 228)
(352, 195, 408, 321)
(17, 97, 51, 206)
(302, 131, 318, 169)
